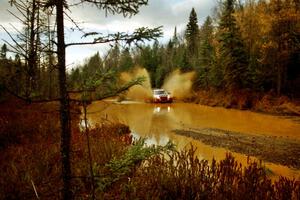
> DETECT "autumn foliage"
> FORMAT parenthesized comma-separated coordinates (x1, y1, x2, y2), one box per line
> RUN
(121, 148, 300, 200)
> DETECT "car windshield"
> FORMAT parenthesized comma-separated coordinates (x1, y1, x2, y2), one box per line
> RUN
(154, 90, 166, 95)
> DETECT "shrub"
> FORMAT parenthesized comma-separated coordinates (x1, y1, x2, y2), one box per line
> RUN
(118, 147, 300, 200)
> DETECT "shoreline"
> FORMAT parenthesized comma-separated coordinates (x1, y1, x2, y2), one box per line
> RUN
(188, 89, 300, 116)
(173, 128, 300, 170)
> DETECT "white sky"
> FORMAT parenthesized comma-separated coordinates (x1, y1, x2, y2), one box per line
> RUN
(0, 0, 217, 67)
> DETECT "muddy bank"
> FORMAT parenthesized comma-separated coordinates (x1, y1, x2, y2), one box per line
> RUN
(173, 128, 300, 169)
(193, 89, 300, 116)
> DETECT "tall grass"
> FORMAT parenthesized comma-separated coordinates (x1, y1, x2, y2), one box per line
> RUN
(118, 146, 300, 200)
(0, 100, 63, 199)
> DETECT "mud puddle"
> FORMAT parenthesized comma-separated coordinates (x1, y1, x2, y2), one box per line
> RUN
(174, 128, 300, 169)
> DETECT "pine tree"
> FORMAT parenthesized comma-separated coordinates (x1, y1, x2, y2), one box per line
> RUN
(218, 0, 249, 90)
(262, 0, 300, 95)
(82, 52, 103, 79)
(199, 16, 215, 88)
(1, 44, 7, 59)
(119, 48, 134, 72)
(235, 0, 264, 90)
(199, 16, 214, 65)
(185, 8, 200, 69)
(171, 26, 185, 69)
(105, 44, 120, 69)
(172, 26, 179, 48)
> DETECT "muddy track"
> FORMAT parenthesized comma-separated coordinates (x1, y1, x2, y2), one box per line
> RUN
(173, 128, 300, 169)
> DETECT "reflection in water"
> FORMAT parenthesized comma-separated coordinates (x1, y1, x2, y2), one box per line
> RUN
(153, 105, 171, 114)
(87, 101, 300, 179)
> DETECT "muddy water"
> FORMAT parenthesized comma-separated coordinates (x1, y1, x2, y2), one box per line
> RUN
(87, 101, 300, 179)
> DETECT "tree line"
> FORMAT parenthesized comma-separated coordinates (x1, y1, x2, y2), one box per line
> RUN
(69, 0, 300, 97)
(2, 0, 300, 100)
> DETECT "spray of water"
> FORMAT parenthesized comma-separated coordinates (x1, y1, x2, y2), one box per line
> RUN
(119, 67, 152, 101)
(119, 67, 195, 101)
(162, 69, 195, 100)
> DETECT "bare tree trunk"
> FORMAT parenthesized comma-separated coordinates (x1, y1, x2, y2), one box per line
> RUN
(83, 102, 96, 199)
(25, 8, 30, 100)
(28, 0, 37, 91)
(277, 64, 282, 96)
(56, 1, 72, 199)
(48, 69, 53, 99)
(47, 11, 53, 99)
(35, 0, 41, 94)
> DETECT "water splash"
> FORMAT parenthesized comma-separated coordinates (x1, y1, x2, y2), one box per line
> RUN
(119, 67, 152, 100)
(162, 69, 195, 100)
(119, 67, 195, 101)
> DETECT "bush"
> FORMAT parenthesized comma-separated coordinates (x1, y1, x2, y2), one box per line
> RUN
(118, 147, 300, 200)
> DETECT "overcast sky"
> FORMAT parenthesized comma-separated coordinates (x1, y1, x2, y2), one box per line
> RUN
(0, 0, 217, 67)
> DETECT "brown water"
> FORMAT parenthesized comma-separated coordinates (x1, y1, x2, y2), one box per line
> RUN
(87, 100, 300, 179)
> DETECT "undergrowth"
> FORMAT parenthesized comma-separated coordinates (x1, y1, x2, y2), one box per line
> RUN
(117, 146, 300, 200)
(0, 99, 63, 199)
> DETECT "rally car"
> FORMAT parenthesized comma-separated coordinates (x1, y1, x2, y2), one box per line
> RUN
(152, 89, 173, 103)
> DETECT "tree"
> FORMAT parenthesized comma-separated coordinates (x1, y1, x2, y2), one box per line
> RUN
(218, 0, 249, 90)
(235, 0, 265, 90)
(49, 1, 162, 199)
(84, 52, 103, 75)
(119, 48, 134, 72)
(172, 26, 179, 48)
(67, 52, 121, 98)
(155, 40, 176, 87)
(137, 44, 161, 87)
(198, 16, 215, 88)
(68, 67, 81, 90)
(185, 8, 200, 70)
(105, 44, 120, 69)
(44, 9, 57, 100)
(1, 44, 7, 59)
(261, 0, 300, 95)
(3, 0, 51, 99)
